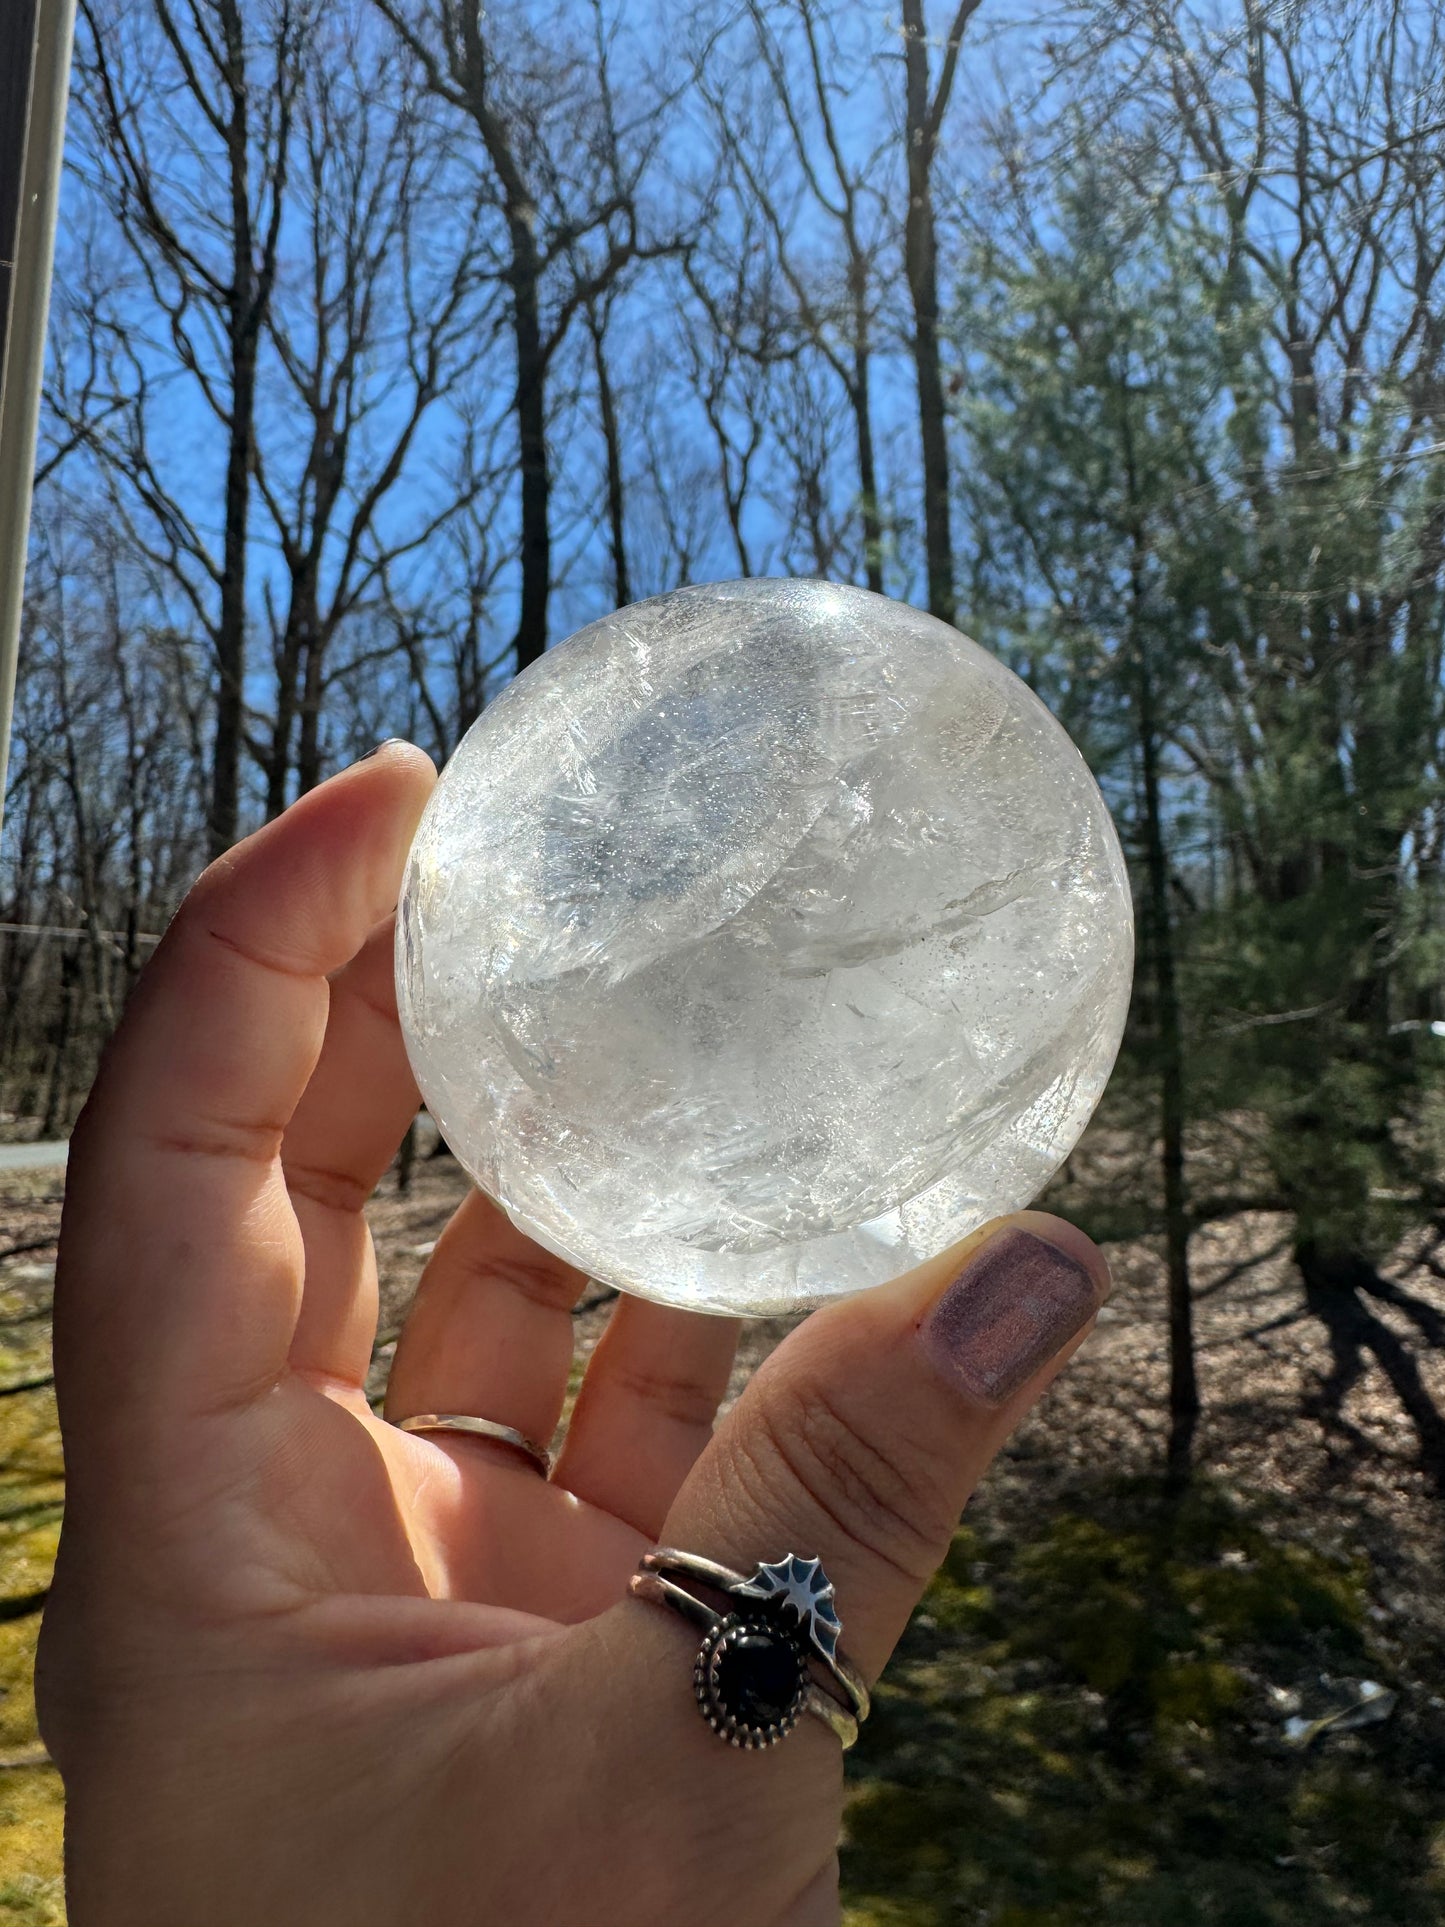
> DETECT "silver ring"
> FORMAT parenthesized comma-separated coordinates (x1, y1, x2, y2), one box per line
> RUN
(394, 1413, 552, 1477)
(630, 1548, 870, 1750)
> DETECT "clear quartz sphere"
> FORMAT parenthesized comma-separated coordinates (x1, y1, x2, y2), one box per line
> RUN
(396, 579, 1133, 1315)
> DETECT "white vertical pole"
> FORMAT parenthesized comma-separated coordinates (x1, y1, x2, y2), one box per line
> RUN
(0, 0, 77, 833)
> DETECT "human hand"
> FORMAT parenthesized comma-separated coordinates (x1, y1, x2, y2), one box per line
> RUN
(37, 744, 1110, 1926)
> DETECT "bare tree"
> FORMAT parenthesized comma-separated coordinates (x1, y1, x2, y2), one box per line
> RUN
(370, 0, 682, 669)
(1071, 0, 1445, 1308)
(768, 355, 853, 576)
(385, 445, 517, 760)
(1, 503, 207, 1129)
(900, 0, 981, 623)
(699, 0, 895, 592)
(632, 408, 717, 594)
(71, 0, 311, 854)
(585, 292, 631, 609)
(251, 11, 494, 808)
(677, 218, 787, 580)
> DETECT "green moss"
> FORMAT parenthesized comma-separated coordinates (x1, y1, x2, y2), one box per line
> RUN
(0, 1874, 66, 1927)
(842, 1478, 1441, 1927)
(1149, 1657, 1246, 1727)
(1428, 1822, 1445, 1895)
(0, 1382, 65, 1920)
(841, 1901, 941, 1927)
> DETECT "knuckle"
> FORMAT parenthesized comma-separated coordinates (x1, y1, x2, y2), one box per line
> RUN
(483, 1249, 580, 1313)
(334, 968, 398, 1032)
(283, 1156, 373, 1216)
(744, 1376, 950, 1590)
(605, 1359, 720, 1432)
(432, 1196, 582, 1311)
(145, 1115, 283, 1165)
(34, 1577, 98, 1773)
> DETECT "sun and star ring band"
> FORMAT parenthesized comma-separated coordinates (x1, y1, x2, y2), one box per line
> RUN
(629, 1548, 871, 1750)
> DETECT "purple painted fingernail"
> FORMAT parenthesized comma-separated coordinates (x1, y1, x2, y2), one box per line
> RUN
(923, 1228, 1103, 1406)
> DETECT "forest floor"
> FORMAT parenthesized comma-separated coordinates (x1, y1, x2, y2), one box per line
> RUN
(1, 1147, 1442, 1924)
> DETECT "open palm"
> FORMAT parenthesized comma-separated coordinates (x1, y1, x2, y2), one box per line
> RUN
(37, 745, 1108, 1927)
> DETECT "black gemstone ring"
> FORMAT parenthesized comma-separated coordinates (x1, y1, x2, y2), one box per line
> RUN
(629, 1548, 870, 1750)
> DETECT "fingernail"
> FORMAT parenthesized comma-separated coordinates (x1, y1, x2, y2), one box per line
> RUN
(358, 739, 404, 762)
(922, 1227, 1103, 1407)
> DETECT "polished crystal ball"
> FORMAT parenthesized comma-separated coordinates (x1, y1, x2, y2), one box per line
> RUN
(396, 579, 1133, 1315)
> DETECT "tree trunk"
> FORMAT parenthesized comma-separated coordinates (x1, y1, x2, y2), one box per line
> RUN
(1139, 664, 1199, 1482)
(590, 311, 630, 608)
(0, 791, 39, 1075)
(901, 0, 960, 626)
(41, 943, 79, 1139)
(296, 618, 325, 796)
(512, 212, 549, 671)
(210, 7, 251, 854)
(266, 611, 301, 818)
(210, 0, 271, 857)
(211, 331, 253, 855)
(852, 340, 883, 596)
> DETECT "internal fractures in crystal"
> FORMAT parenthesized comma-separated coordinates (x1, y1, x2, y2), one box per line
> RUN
(397, 579, 1134, 1315)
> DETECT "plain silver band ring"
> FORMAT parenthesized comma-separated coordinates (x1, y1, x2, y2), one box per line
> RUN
(394, 1413, 552, 1477)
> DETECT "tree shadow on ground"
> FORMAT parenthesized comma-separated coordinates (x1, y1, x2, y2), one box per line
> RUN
(840, 1477, 1445, 1927)
(1296, 1247, 1445, 1500)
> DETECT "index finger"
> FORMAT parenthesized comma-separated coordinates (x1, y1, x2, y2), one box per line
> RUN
(52, 744, 435, 1463)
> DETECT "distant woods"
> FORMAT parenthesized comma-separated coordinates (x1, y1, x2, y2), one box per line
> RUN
(5, 1, 1445, 1476)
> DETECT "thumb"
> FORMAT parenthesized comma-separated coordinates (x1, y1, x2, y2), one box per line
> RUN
(656, 1211, 1110, 1687)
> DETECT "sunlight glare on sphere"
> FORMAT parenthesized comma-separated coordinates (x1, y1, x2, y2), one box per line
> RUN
(396, 579, 1133, 1315)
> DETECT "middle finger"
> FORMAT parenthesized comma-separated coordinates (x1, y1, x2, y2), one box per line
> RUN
(551, 1296, 740, 1536)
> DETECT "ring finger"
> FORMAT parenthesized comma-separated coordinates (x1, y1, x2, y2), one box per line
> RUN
(384, 1188, 586, 1470)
